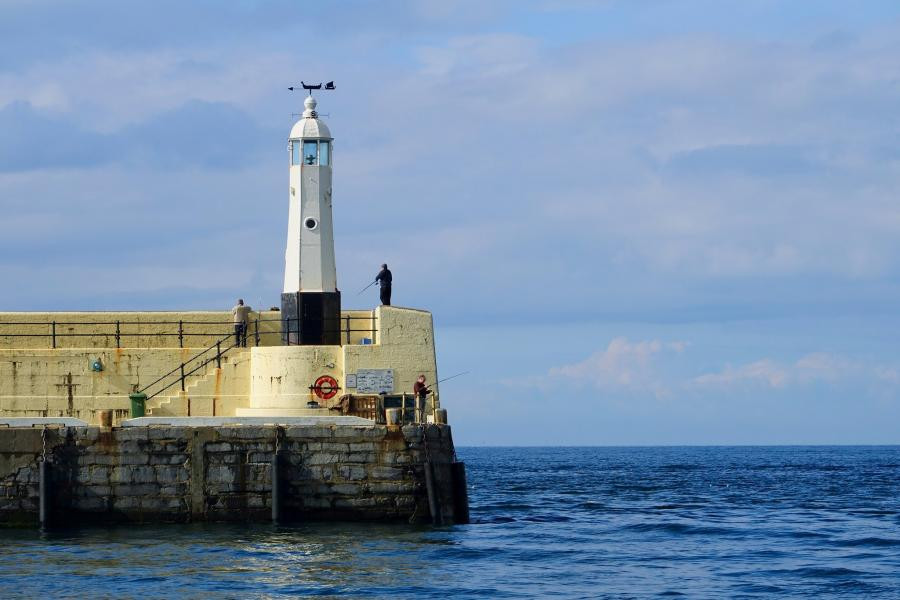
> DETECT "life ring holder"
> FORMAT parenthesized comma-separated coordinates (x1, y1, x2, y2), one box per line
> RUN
(310, 375, 340, 400)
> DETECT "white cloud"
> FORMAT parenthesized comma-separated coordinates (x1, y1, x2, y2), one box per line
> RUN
(693, 352, 899, 389)
(693, 359, 789, 388)
(548, 337, 687, 392)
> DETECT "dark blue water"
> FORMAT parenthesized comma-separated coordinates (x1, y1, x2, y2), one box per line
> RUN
(1, 447, 898, 598)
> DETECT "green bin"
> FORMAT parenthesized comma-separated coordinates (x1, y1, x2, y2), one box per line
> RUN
(129, 392, 147, 418)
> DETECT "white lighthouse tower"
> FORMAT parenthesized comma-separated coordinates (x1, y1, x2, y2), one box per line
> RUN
(281, 94, 341, 344)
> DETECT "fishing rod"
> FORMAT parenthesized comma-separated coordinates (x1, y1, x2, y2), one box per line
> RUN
(356, 280, 377, 295)
(435, 371, 469, 385)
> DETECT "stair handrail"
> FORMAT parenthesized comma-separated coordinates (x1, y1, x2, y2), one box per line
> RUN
(139, 333, 239, 400)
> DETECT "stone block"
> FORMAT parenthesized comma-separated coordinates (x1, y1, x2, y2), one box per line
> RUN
(205, 442, 232, 453)
(247, 452, 273, 464)
(74, 428, 100, 443)
(79, 453, 117, 466)
(394, 496, 416, 508)
(149, 453, 187, 466)
(348, 442, 376, 452)
(378, 452, 411, 466)
(149, 426, 191, 440)
(330, 483, 361, 495)
(243, 442, 274, 452)
(115, 427, 149, 442)
(83, 485, 112, 496)
(113, 483, 158, 497)
(120, 453, 150, 466)
(333, 497, 376, 508)
(247, 495, 267, 509)
(206, 465, 236, 485)
(14, 467, 32, 484)
(369, 481, 415, 494)
(346, 452, 375, 463)
(131, 465, 156, 484)
(160, 485, 187, 496)
(222, 426, 273, 440)
(155, 466, 186, 485)
(370, 466, 404, 481)
(338, 466, 366, 481)
(320, 442, 350, 453)
(402, 424, 424, 441)
(306, 453, 340, 466)
(89, 467, 110, 485)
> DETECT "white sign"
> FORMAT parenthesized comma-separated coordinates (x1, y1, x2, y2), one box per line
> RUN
(345, 374, 357, 389)
(356, 369, 394, 394)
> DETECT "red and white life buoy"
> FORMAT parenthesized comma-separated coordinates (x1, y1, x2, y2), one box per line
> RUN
(311, 375, 340, 400)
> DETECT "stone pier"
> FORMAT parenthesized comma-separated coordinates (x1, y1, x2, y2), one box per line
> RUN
(0, 423, 462, 525)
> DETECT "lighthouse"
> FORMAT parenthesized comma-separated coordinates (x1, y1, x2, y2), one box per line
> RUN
(281, 94, 341, 344)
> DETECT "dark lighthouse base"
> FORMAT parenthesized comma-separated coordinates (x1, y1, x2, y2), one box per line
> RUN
(281, 291, 342, 345)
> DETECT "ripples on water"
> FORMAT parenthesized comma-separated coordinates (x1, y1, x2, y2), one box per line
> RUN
(1, 446, 898, 598)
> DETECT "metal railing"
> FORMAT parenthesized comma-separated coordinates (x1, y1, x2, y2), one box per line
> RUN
(0, 315, 378, 349)
(283, 314, 378, 346)
(138, 333, 239, 401)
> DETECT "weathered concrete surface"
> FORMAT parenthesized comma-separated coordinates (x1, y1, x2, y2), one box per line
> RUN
(0, 424, 461, 525)
(0, 307, 440, 424)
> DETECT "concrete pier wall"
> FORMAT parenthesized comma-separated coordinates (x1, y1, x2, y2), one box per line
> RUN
(0, 424, 461, 525)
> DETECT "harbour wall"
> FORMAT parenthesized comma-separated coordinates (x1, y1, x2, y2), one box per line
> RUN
(0, 307, 438, 423)
(0, 424, 462, 525)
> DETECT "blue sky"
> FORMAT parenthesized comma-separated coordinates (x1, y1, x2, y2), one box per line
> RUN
(2, 0, 900, 444)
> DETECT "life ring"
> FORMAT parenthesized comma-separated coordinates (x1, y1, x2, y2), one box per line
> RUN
(312, 375, 340, 400)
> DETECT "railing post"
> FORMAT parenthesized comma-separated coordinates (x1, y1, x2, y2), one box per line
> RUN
(178, 320, 184, 348)
(180, 364, 186, 392)
(255, 319, 260, 347)
(115, 320, 121, 349)
(51, 321, 56, 349)
(216, 342, 222, 368)
(345, 315, 350, 345)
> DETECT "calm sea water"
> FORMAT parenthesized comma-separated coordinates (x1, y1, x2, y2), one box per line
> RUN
(0, 446, 898, 598)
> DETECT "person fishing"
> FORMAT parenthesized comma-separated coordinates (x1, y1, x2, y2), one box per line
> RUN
(413, 374, 430, 400)
(375, 263, 392, 306)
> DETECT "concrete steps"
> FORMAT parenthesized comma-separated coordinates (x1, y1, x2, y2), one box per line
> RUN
(147, 349, 249, 416)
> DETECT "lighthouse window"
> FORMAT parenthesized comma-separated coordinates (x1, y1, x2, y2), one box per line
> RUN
(303, 140, 318, 165)
(319, 141, 330, 166)
(291, 142, 301, 165)
(305, 217, 318, 230)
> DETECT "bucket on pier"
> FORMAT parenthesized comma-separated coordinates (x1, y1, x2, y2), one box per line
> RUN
(129, 393, 147, 418)
(434, 409, 448, 424)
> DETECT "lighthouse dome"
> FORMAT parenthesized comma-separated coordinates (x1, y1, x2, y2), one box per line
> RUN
(290, 96, 331, 139)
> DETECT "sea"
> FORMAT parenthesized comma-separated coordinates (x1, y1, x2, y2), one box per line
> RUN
(0, 446, 898, 598)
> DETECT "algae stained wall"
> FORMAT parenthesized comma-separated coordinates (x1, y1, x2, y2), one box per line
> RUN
(0, 424, 461, 524)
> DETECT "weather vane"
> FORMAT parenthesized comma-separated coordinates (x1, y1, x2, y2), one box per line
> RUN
(288, 81, 336, 95)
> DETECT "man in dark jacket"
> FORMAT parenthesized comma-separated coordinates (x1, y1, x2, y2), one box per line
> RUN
(375, 263, 392, 305)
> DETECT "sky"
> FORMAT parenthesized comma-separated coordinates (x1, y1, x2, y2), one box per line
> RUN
(2, 0, 900, 444)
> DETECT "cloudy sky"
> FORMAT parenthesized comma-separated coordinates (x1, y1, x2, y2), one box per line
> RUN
(2, 0, 900, 444)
